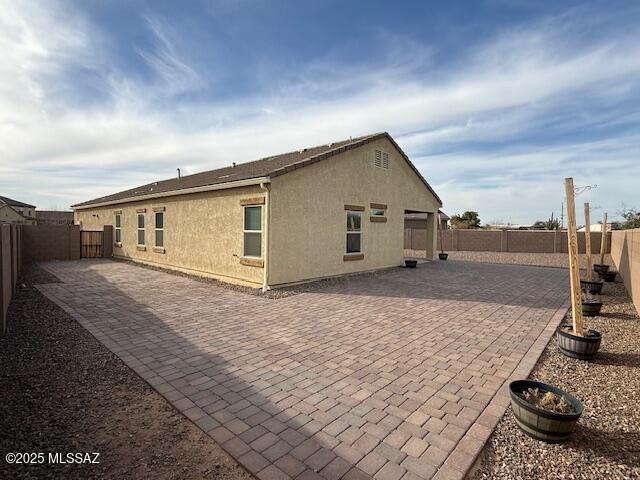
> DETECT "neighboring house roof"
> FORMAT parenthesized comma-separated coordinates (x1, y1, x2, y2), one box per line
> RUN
(72, 132, 442, 209)
(36, 210, 74, 223)
(578, 224, 604, 232)
(0, 195, 35, 208)
(404, 210, 448, 221)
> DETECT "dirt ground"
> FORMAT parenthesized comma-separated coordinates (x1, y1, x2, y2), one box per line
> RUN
(0, 264, 252, 480)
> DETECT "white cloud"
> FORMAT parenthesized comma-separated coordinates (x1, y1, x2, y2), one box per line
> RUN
(0, 1, 639, 222)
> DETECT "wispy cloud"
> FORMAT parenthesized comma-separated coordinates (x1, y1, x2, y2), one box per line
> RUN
(1, 1, 639, 223)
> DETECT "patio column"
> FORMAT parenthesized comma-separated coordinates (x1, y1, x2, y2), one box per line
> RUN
(425, 212, 436, 260)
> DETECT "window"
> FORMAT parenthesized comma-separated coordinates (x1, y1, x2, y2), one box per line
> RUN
(137, 213, 145, 246)
(374, 150, 390, 169)
(346, 211, 362, 253)
(243, 205, 262, 257)
(371, 209, 385, 217)
(155, 212, 164, 247)
(115, 214, 121, 243)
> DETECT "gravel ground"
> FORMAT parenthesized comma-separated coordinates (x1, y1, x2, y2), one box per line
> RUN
(405, 250, 613, 270)
(470, 280, 640, 480)
(0, 263, 252, 480)
(115, 257, 402, 299)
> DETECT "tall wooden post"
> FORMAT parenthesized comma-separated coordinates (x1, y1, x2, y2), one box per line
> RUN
(565, 178, 584, 336)
(599, 212, 608, 265)
(584, 203, 593, 281)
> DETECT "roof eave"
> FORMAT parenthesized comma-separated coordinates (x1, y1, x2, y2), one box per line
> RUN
(72, 176, 271, 210)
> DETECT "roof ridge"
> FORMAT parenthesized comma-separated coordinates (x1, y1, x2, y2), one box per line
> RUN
(150, 132, 383, 186)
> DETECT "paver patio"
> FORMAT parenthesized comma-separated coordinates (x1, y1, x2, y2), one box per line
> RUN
(38, 259, 568, 480)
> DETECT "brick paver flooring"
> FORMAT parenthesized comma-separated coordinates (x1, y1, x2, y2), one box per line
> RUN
(38, 260, 568, 480)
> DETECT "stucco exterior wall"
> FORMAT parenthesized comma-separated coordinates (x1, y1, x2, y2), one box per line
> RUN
(268, 137, 440, 286)
(0, 205, 34, 225)
(74, 185, 266, 286)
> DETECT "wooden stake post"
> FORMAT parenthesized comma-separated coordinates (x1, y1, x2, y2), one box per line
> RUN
(584, 203, 593, 281)
(565, 178, 584, 336)
(600, 212, 608, 265)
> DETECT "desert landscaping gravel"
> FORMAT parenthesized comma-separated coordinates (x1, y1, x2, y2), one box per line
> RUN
(471, 280, 640, 480)
(0, 264, 251, 480)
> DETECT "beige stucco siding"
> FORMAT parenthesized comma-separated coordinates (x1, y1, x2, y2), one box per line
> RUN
(268, 137, 440, 286)
(74, 186, 266, 286)
(0, 205, 34, 224)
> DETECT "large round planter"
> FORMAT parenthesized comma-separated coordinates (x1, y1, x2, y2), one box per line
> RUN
(580, 279, 603, 295)
(509, 380, 583, 443)
(405, 260, 418, 268)
(599, 271, 617, 282)
(556, 326, 602, 360)
(593, 264, 610, 275)
(438, 253, 448, 261)
(582, 300, 602, 317)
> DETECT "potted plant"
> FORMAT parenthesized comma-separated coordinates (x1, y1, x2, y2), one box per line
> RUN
(437, 215, 448, 260)
(557, 324, 602, 360)
(580, 278, 603, 295)
(509, 380, 583, 442)
(580, 203, 603, 295)
(405, 259, 417, 268)
(593, 263, 609, 275)
(599, 270, 617, 282)
(581, 292, 602, 317)
(556, 179, 602, 360)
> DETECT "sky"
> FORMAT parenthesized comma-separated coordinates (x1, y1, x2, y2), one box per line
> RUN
(1, 0, 639, 224)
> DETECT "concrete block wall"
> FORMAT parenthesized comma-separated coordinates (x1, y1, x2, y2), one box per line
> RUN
(1, 224, 22, 336)
(406, 228, 612, 254)
(611, 228, 640, 315)
(23, 225, 81, 262)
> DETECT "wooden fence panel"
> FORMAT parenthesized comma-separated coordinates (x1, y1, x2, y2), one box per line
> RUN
(81, 231, 103, 258)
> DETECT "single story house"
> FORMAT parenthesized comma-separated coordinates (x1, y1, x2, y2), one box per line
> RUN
(0, 196, 36, 225)
(72, 132, 442, 289)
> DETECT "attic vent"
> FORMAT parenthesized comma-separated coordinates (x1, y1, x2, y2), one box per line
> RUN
(374, 150, 389, 169)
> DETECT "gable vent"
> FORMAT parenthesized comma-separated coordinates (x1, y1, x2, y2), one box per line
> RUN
(374, 150, 389, 169)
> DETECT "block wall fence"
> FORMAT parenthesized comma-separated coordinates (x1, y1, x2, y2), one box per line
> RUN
(0, 224, 22, 335)
(404, 224, 612, 255)
(1, 224, 113, 335)
(611, 228, 640, 315)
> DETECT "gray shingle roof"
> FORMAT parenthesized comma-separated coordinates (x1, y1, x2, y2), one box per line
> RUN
(72, 132, 441, 208)
(0, 196, 36, 208)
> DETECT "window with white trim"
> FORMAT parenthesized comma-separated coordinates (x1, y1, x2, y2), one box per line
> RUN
(137, 213, 145, 246)
(346, 211, 362, 253)
(155, 212, 164, 248)
(243, 205, 262, 257)
(115, 213, 121, 243)
(371, 208, 385, 217)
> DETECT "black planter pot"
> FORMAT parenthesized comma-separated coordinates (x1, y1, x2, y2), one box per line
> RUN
(438, 253, 448, 261)
(599, 271, 617, 282)
(593, 264, 610, 274)
(405, 260, 418, 268)
(580, 279, 604, 295)
(581, 300, 603, 317)
(509, 380, 583, 443)
(556, 326, 602, 360)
